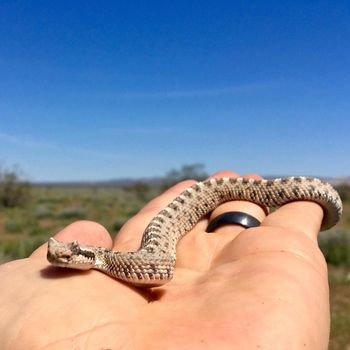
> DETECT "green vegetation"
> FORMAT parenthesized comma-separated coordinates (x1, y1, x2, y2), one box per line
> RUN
(0, 166, 31, 207)
(0, 184, 160, 262)
(328, 268, 350, 350)
(0, 167, 349, 348)
(319, 230, 350, 267)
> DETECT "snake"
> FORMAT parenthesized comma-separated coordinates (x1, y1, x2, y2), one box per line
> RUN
(47, 176, 342, 287)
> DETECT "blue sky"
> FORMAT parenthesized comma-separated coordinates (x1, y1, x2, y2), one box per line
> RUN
(0, 1, 349, 181)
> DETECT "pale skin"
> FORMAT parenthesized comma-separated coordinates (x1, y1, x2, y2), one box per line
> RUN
(0, 170, 329, 349)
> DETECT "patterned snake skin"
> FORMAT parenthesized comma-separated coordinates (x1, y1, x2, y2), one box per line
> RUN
(47, 176, 342, 287)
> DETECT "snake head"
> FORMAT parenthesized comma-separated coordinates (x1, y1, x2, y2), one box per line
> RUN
(47, 238, 96, 270)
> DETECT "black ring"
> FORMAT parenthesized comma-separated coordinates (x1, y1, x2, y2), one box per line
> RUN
(206, 211, 261, 232)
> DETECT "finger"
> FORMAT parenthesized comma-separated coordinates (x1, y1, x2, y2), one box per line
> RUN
(31, 220, 113, 257)
(175, 171, 266, 274)
(262, 201, 324, 240)
(207, 172, 267, 238)
(113, 179, 197, 251)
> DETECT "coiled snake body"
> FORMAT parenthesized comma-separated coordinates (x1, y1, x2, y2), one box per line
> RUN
(47, 176, 342, 287)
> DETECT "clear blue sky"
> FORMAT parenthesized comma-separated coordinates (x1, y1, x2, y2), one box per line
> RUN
(1, 1, 349, 181)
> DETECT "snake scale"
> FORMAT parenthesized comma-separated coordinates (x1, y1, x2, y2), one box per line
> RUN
(47, 176, 342, 287)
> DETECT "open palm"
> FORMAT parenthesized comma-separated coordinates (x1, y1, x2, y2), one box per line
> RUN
(0, 171, 330, 349)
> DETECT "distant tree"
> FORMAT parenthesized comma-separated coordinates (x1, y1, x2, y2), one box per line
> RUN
(336, 184, 350, 202)
(165, 163, 208, 186)
(128, 182, 151, 202)
(0, 166, 31, 207)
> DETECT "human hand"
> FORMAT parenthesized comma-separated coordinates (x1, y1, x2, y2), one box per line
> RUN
(0, 170, 329, 349)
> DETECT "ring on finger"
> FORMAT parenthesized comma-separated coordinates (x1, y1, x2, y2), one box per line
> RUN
(206, 211, 261, 232)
